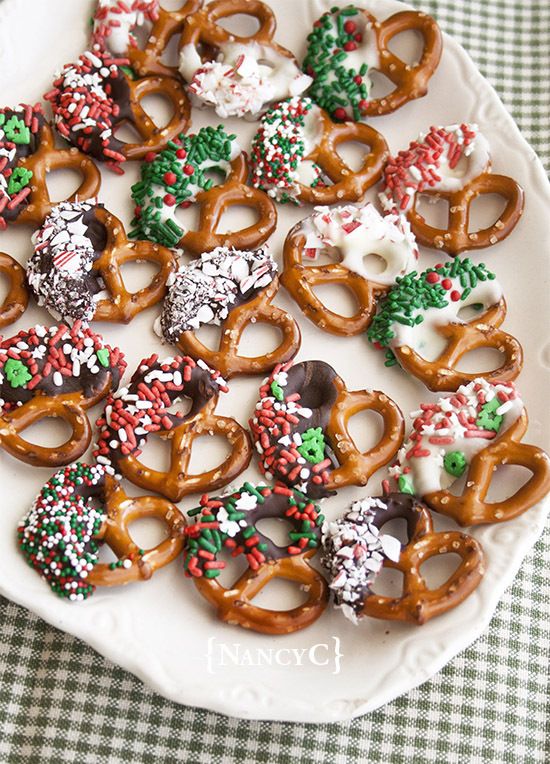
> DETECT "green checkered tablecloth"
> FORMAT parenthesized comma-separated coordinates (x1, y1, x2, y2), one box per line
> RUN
(1, 1, 549, 762)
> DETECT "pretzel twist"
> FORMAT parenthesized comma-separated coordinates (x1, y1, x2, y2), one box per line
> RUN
(181, 153, 278, 256)
(118, 396, 252, 501)
(16, 122, 101, 226)
(408, 173, 525, 256)
(88, 476, 186, 587)
(282, 225, 386, 336)
(362, 10, 443, 116)
(392, 298, 523, 392)
(326, 381, 405, 491)
(0, 253, 28, 328)
(128, 1, 204, 78)
(426, 413, 550, 525)
(175, 275, 301, 378)
(182, 0, 279, 48)
(92, 207, 176, 322)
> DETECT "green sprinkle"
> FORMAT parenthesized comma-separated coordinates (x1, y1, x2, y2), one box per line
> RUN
(443, 451, 468, 477)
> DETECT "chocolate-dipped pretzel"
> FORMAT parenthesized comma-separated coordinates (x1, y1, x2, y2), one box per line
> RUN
(0, 103, 101, 229)
(18, 463, 185, 601)
(45, 45, 190, 173)
(158, 245, 300, 378)
(184, 482, 328, 634)
(379, 124, 524, 256)
(322, 492, 485, 625)
(0, 323, 125, 467)
(303, 5, 442, 120)
(94, 353, 252, 501)
(249, 360, 404, 499)
(28, 201, 176, 324)
(178, 0, 311, 118)
(282, 203, 418, 336)
(130, 125, 277, 254)
(250, 96, 388, 205)
(0, 253, 29, 328)
(388, 379, 550, 525)
(368, 258, 523, 391)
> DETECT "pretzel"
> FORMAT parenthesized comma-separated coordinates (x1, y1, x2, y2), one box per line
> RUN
(380, 124, 524, 256)
(0, 323, 125, 467)
(282, 203, 418, 336)
(159, 246, 300, 378)
(184, 482, 328, 634)
(178, 0, 311, 118)
(250, 96, 388, 205)
(0, 253, 29, 328)
(28, 201, 176, 324)
(303, 5, 442, 121)
(368, 258, 523, 391)
(322, 492, 484, 625)
(94, 353, 252, 502)
(250, 359, 404, 499)
(0, 103, 101, 229)
(18, 463, 185, 601)
(45, 45, 190, 173)
(387, 378, 550, 526)
(130, 124, 277, 254)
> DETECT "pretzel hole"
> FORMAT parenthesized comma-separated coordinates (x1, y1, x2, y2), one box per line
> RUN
(347, 408, 386, 454)
(336, 141, 375, 172)
(159, 33, 183, 69)
(252, 576, 310, 611)
(0, 274, 10, 304)
(367, 70, 397, 100)
(215, 204, 260, 234)
(187, 434, 233, 475)
(456, 303, 486, 322)
(135, 434, 172, 471)
(96, 542, 119, 565)
(312, 284, 359, 318)
(214, 548, 249, 588)
(419, 553, 463, 590)
(484, 464, 533, 503)
(362, 253, 387, 277)
(387, 28, 426, 67)
(139, 92, 176, 129)
(415, 195, 449, 229)
(19, 417, 74, 448)
(127, 516, 170, 550)
(255, 518, 296, 548)
(118, 260, 162, 294)
(369, 567, 404, 598)
(194, 323, 223, 350)
(216, 13, 262, 37)
(174, 202, 201, 231)
(467, 193, 508, 234)
(45, 168, 88, 204)
(238, 322, 284, 357)
(376, 518, 409, 546)
(454, 347, 508, 373)
(131, 19, 154, 49)
(113, 122, 146, 145)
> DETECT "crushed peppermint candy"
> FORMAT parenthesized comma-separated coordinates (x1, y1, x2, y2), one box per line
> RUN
(184, 482, 323, 579)
(92, 0, 160, 54)
(27, 201, 108, 323)
(249, 360, 340, 498)
(94, 353, 227, 472)
(321, 495, 403, 623)
(0, 103, 45, 229)
(157, 246, 277, 345)
(250, 96, 326, 204)
(180, 39, 311, 118)
(299, 203, 418, 284)
(388, 378, 523, 497)
(368, 258, 501, 367)
(44, 45, 133, 171)
(379, 124, 491, 214)
(302, 5, 379, 122)
(130, 125, 240, 248)
(18, 463, 109, 601)
(0, 323, 125, 412)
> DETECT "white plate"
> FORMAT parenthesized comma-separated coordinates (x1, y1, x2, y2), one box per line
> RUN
(0, 0, 549, 723)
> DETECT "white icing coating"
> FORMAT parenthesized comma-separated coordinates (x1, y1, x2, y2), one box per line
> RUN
(379, 124, 492, 214)
(92, 0, 159, 54)
(388, 378, 523, 497)
(299, 203, 419, 285)
(180, 41, 311, 118)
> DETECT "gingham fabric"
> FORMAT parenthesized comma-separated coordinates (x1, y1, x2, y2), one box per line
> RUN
(1, 1, 548, 762)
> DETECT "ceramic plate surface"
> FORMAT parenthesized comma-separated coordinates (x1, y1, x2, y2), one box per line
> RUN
(0, 0, 549, 723)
